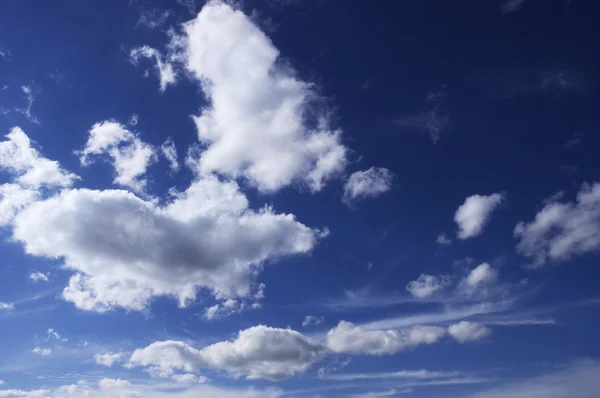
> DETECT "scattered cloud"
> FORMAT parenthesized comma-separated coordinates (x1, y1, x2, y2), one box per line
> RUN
(130, 46, 177, 92)
(502, 0, 528, 14)
(455, 192, 506, 239)
(161, 137, 179, 173)
(203, 285, 265, 320)
(343, 167, 393, 205)
(465, 263, 498, 287)
(48, 69, 65, 83)
(352, 389, 412, 398)
(302, 315, 324, 327)
(394, 86, 450, 144)
(29, 272, 50, 282)
(406, 274, 452, 299)
(436, 232, 452, 245)
(136, 9, 171, 29)
(326, 321, 446, 355)
(16, 85, 40, 124)
(0, 47, 11, 60)
(32, 347, 52, 356)
(448, 321, 491, 343)
(95, 352, 124, 367)
(128, 114, 139, 126)
(47, 328, 68, 343)
(515, 182, 600, 267)
(129, 325, 324, 381)
(0, 302, 14, 311)
(563, 132, 583, 150)
(77, 121, 157, 192)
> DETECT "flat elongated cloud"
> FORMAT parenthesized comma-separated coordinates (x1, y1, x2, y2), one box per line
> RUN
(343, 167, 393, 204)
(12, 175, 319, 312)
(455, 193, 505, 239)
(515, 183, 600, 267)
(77, 121, 157, 192)
(29, 271, 50, 282)
(448, 321, 491, 343)
(326, 321, 446, 355)
(129, 325, 324, 381)
(177, 1, 348, 192)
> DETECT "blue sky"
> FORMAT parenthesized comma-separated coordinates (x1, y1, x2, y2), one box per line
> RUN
(1, 0, 600, 397)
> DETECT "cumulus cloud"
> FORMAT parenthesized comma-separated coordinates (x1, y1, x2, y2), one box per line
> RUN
(77, 121, 157, 192)
(436, 232, 452, 245)
(203, 285, 265, 320)
(455, 193, 505, 239)
(29, 271, 50, 282)
(406, 274, 452, 299)
(32, 347, 52, 356)
(326, 321, 446, 355)
(12, 175, 319, 312)
(0, 183, 38, 227)
(302, 315, 324, 327)
(0, 127, 78, 189)
(465, 263, 498, 287)
(130, 46, 177, 92)
(343, 167, 393, 204)
(129, 325, 324, 381)
(0, 302, 14, 311)
(515, 183, 600, 267)
(170, 1, 348, 192)
(161, 137, 179, 173)
(448, 321, 491, 343)
(95, 352, 123, 367)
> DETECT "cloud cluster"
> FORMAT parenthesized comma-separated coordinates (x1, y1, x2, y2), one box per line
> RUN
(515, 183, 600, 267)
(455, 193, 505, 239)
(406, 274, 452, 299)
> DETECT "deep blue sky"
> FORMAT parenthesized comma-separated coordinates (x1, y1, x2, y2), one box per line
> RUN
(1, 1, 600, 397)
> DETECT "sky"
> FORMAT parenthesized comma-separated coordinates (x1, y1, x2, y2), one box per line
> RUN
(1, 0, 600, 397)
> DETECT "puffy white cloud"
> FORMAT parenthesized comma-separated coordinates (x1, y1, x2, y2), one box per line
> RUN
(130, 46, 177, 92)
(12, 175, 319, 312)
(0, 127, 78, 189)
(302, 315, 324, 327)
(455, 193, 505, 239)
(465, 263, 498, 287)
(343, 167, 393, 204)
(406, 274, 452, 299)
(29, 272, 50, 282)
(326, 321, 446, 355)
(0, 302, 14, 311)
(129, 325, 324, 381)
(202, 286, 264, 320)
(176, 1, 347, 192)
(448, 321, 491, 343)
(161, 137, 179, 173)
(515, 183, 600, 267)
(32, 347, 52, 356)
(95, 352, 123, 367)
(77, 121, 157, 192)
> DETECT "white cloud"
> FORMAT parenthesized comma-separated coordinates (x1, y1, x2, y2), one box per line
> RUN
(95, 352, 123, 367)
(128, 114, 139, 126)
(47, 328, 67, 343)
(302, 315, 324, 327)
(326, 321, 446, 355)
(0, 47, 11, 60)
(161, 137, 179, 173)
(343, 167, 393, 204)
(202, 286, 265, 320)
(394, 86, 450, 144)
(0, 127, 78, 189)
(12, 175, 319, 312)
(322, 369, 460, 381)
(465, 263, 498, 287)
(352, 389, 412, 398)
(0, 184, 38, 227)
(468, 360, 600, 398)
(77, 121, 157, 192)
(130, 46, 177, 92)
(29, 272, 50, 282)
(448, 321, 491, 343)
(32, 347, 52, 356)
(0, 302, 14, 311)
(455, 193, 505, 239)
(406, 274, 452, 299)
(16, 86, 40, 124)
(515, 183, 600, 267)
(170, 1, 347, 192)
(436, 231, 452, 245)
(129, 325, 324, 381)
(136, 9, 171, 29)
